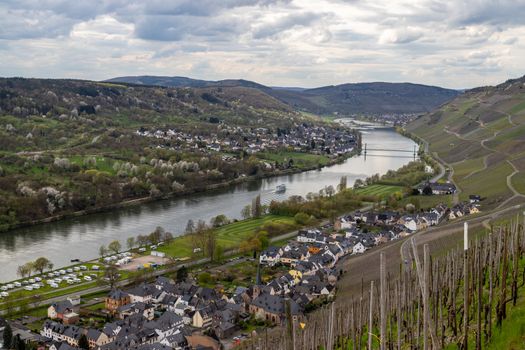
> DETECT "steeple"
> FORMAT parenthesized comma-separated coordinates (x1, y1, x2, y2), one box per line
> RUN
(256, 258, 262, 285)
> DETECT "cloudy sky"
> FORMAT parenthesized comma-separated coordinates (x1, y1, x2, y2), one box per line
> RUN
(0, 0, 524, 89)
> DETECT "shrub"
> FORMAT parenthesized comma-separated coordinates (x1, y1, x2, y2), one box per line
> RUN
(294, 212, 311, 225)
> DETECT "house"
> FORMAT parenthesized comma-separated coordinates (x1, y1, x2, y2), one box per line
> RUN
(105, 289, 131, 314)
(48, 300, 79, 325)
(127, 283, 156, 303)
(249, 294, 302, 325)
(214, 321, 237, 339)
(427, 182, 457, 195)
(352, 242, 366, 254)
(41, 321, 83, 347)
(86, 328, 110, 348)
(117, 302, 155, 321)
(469, 194, 481, 203)
(259, 246, 282, 266)
(192, 308, 214, 329)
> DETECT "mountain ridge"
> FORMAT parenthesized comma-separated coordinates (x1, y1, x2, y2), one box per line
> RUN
(105, 75, 460, 115)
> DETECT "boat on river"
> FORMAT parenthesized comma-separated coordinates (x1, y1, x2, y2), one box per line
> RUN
(275, 184, 286, 193)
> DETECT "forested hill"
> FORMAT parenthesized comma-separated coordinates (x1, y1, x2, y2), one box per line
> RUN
(107, 75, 459, 115)
(0, 77, 353, 232)
(407, 74, 525, 209)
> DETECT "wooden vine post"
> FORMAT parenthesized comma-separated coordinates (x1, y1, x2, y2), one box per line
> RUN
(463, 222, 469, 350)
(380, 252, 386, 350)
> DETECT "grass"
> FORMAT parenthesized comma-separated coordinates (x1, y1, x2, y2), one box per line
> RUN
(451, 157, 485, 182)
(400, 194, 453, 210)
(355, 184, 404, 198)
(510, 172, 525, 195)
(257, 151, 330, 168)
(457, 161, 514, 207)
(157, 215, 297, 259)
(485, 263, 525, 350)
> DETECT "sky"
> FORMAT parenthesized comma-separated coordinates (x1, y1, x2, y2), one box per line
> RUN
(0, 0, 524, 89)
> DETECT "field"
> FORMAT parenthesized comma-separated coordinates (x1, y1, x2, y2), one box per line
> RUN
(400, 194, 453, 209)
(157, 215, 298, 259)
(355, 184, 404, 198)
(257, 151, 330, 168)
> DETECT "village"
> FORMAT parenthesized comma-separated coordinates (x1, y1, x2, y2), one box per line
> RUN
(0, 190, 483, 350)
(135, 123, 358, 159)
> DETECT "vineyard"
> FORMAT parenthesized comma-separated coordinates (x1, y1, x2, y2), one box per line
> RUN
(239, 216, 525, 349)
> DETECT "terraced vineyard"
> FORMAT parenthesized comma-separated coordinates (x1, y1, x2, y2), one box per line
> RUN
(407, 75, 525, 210)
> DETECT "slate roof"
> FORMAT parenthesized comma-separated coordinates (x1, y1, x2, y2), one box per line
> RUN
(251, 293, 302, 315)
(51, 300, 74, 314)
(107, 289, 129, 300)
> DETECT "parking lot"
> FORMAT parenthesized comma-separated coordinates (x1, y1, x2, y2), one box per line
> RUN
(119, 255, 170, 271)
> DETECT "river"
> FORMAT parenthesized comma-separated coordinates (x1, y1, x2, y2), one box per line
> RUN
(0, 121, 417, 282)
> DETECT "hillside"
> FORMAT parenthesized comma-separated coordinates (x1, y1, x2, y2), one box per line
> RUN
(0, 77, 355, 232)
(407, 75, 525, 209)
(107, 75, 459, 115)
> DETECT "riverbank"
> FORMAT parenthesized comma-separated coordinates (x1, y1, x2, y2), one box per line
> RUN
(1, 149, 359, 233)
(0, 126, 416, 282)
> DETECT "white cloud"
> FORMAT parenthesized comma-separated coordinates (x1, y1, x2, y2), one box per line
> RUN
(0, 0, 524, 88)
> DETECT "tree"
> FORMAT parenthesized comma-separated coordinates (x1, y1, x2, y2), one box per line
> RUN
(294, 212, 311, 225)
(241, 204, 252, 220)
(149, 226, 164, 245)
(126, 237, 136, 250)
(99, 245, 108, 258)
(338, 176, 347, 192)
(325, 185, 335, 197)
(108, 240, 121, 254)
(17, 264, 31, 278)
(214, 245, 224, 261)
(78, 334, 90, 350)
(205, 229, 218, 261)
(3, 323, 13, 349)
(33, 257, 53, 275)
(11, 333, 25, 350)
(185, 219, 195, 234)
(252, 195, 262, 218)
(353, 178, 364, 189)
(163, 231, 174, 244)
(210, 214, 228, 228)
(176, 265, 188, 283)
(101, 265, 120, 289)
(136, 234, 149, 247)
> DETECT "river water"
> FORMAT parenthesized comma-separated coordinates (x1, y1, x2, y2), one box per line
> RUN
(0, 121, 417, 282)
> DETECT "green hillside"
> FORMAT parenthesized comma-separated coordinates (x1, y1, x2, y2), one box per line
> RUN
(407, 75, 525, 210)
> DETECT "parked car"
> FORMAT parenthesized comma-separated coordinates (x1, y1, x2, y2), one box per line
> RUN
(24, 286, 33, 291)
(79, 265, 87, 270)
(0, 291, 9, 298)
(84, 276, 92, 281)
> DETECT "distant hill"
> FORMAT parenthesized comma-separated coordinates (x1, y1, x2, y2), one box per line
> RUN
(105, 75, 270, 90)
(285, 82, 459, 115)
(407, 74, 525, 209)
(107, 75, 459, 115)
